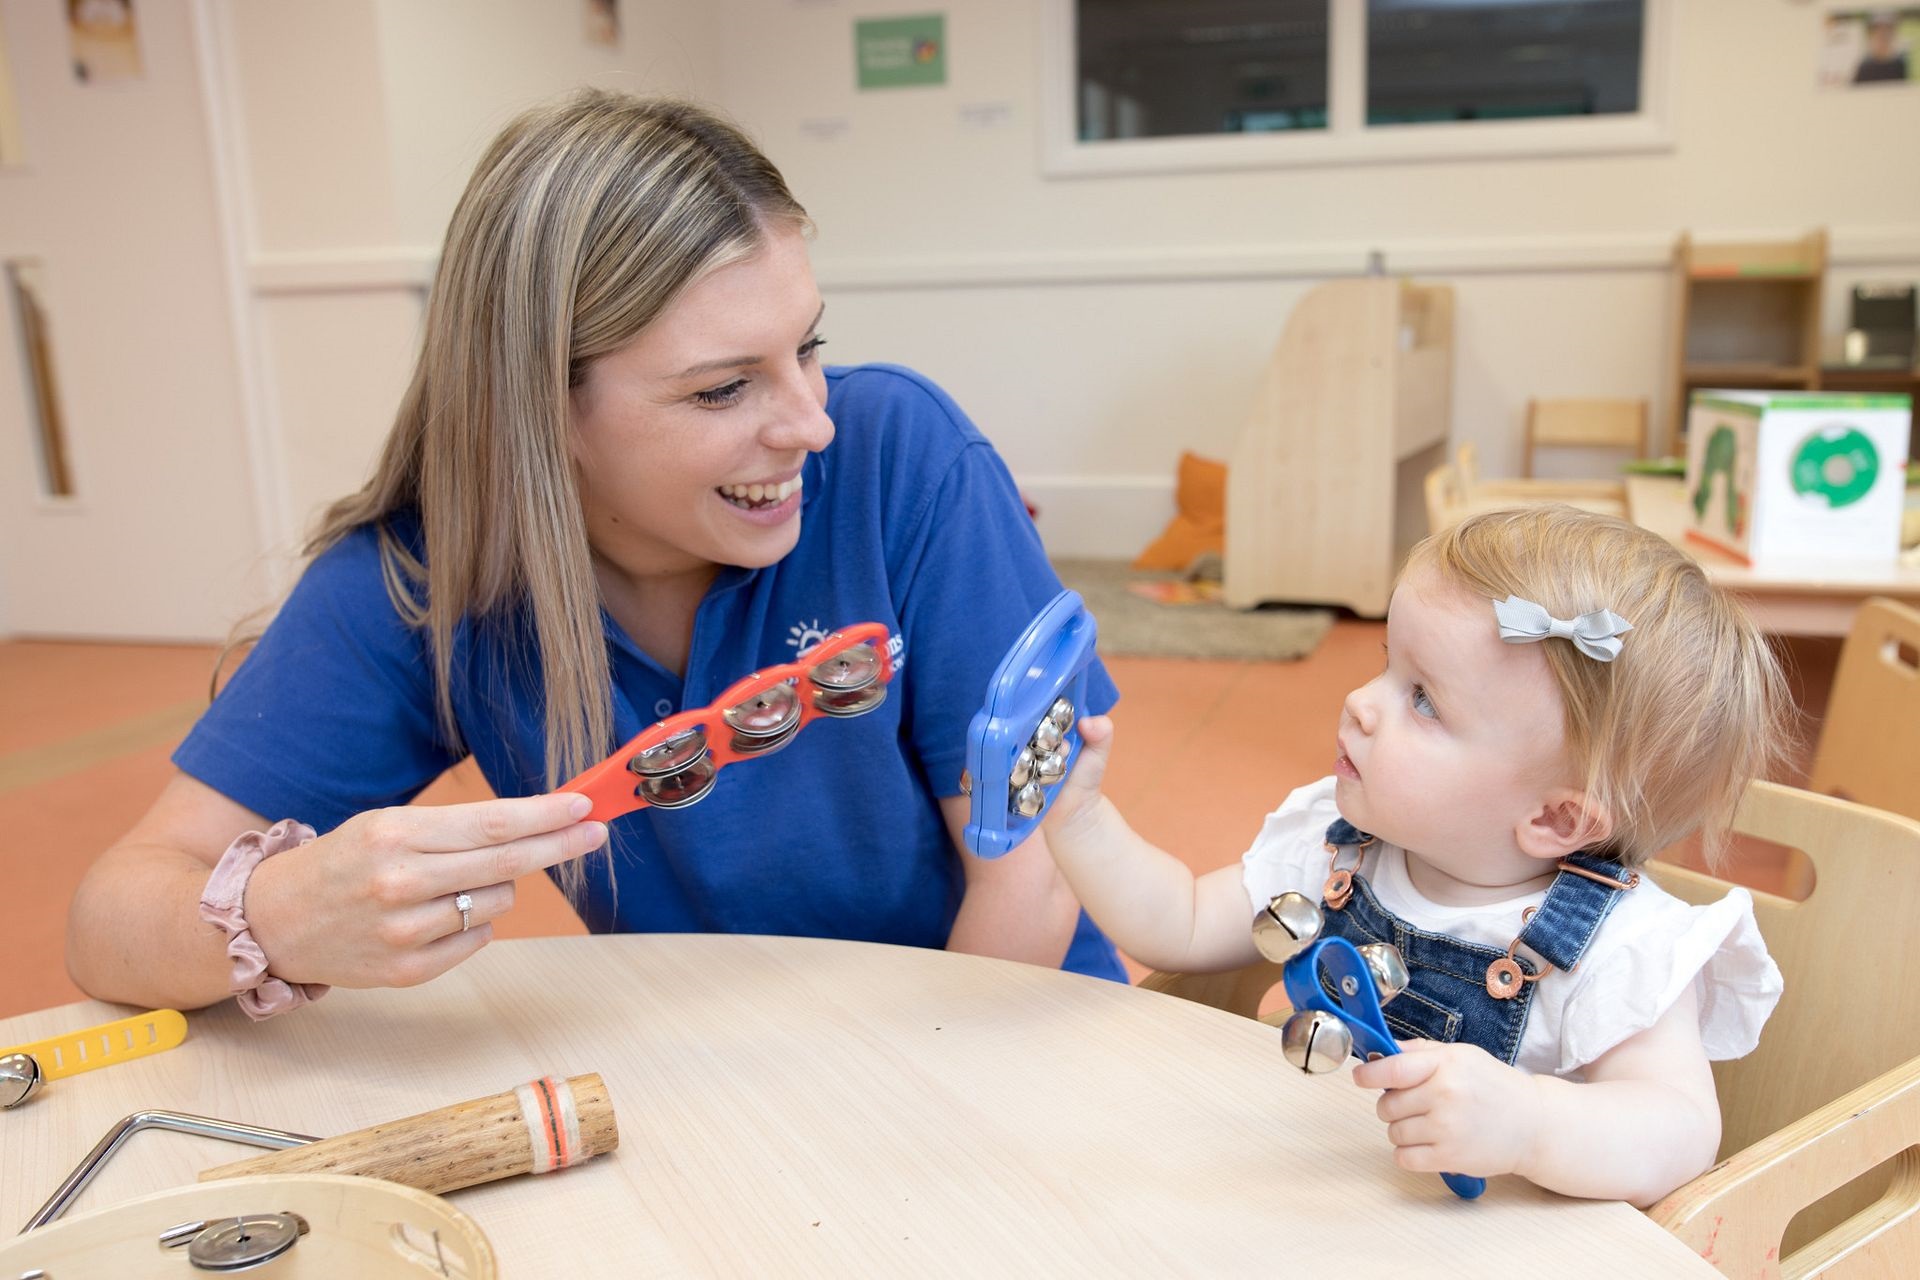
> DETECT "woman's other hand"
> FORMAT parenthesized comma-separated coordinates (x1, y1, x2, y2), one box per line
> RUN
(67, 775, 607, 1010)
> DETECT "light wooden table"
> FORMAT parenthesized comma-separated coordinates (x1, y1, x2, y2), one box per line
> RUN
(1, 935, 1716, 1276)
(1628, 474, 1920, 636)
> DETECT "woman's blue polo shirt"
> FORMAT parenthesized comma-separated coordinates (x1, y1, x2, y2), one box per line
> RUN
(174, 364, 1125, 979)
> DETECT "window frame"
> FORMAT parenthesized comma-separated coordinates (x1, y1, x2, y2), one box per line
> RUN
(1040, 0, 1675, 177)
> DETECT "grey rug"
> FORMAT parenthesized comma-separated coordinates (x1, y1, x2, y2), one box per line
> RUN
(1051, 560, 1334, 662)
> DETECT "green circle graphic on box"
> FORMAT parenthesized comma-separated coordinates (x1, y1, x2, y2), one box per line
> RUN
(1790, 425, 1879, 509)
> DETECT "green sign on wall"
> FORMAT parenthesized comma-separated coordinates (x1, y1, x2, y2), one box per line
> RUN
(855, 15, 945, 90)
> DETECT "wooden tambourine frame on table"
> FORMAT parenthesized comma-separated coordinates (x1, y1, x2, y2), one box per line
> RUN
(0, 1174, 496, 1278)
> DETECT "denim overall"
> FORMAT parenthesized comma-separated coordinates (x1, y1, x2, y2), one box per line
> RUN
(1317, 818, 1638, 1066)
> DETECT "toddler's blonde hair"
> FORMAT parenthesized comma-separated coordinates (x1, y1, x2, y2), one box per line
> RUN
(1403, 505, 1792, 867)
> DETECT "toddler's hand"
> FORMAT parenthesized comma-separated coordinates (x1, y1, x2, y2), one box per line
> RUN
(1352, 1039, 1543, 1180)
(1039, 714, 1115, 836)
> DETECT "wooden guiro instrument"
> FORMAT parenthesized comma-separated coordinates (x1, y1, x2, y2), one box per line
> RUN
(199, 1073, 618, 1196)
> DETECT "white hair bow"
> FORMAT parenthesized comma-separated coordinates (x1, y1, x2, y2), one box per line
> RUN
(1492, 595, 1633, 663)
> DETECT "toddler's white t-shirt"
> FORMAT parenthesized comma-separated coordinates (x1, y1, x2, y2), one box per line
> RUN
(1239, 777, 1783, 1078)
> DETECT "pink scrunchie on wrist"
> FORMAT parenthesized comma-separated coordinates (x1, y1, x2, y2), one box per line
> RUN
(198, 819, 332, 1021)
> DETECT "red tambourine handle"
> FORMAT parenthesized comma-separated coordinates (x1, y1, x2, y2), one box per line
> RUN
(565, 747, 657, 824)
(563, 705, 713, 823)
(560, 624, 894, 823)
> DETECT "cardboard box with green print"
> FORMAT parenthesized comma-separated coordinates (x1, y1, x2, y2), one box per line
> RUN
(1684, 390, 1911, 565)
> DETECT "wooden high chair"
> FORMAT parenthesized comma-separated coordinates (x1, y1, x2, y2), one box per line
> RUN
(1140, 780, 1920, 1277)
(1646, 783, 1920, 1275)
(1806, 597, 1920, 823)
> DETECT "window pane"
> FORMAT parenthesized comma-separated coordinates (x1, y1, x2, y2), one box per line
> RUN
(1076, 1, 1329, 141)
(1367, 0, 1643, 127)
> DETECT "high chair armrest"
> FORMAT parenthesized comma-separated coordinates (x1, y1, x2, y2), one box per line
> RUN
(1648, 1054, 1920, 1278)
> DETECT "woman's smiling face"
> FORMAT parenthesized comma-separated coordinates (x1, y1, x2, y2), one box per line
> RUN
(569, 224, 834, 583)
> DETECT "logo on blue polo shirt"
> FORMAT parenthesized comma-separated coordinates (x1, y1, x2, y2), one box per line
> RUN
(786, 618, 907, 675)
(786, 618, 830, 653)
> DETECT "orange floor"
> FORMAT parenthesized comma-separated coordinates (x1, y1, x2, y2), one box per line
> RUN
(0, 625, 1832, 1023)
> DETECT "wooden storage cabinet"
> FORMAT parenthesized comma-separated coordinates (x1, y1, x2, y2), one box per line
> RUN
(1225, 279, 1455, 618)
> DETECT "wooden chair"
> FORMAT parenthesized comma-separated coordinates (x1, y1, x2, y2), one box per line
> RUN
(1422, 445, 1626, 537)
(1522, 397, 1649, 478)
(1141, 781, 1920, 1277)
(1807, 597, 1920, 823)
(1457, 441, 1628, 511)
(1423, 459, 1467, 535)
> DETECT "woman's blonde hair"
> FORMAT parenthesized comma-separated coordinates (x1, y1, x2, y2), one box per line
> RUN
(304, 90, 808, 897)
(1403, 505, 1793, 867)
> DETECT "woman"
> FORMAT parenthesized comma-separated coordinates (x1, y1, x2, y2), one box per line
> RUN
(67, 91, 1123, 1014)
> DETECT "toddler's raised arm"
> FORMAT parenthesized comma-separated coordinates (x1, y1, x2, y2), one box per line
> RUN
(1039, 716, 1268, 975)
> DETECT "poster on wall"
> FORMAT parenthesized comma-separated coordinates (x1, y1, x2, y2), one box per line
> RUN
(1820, 8, 1920, 86)
(585, 0, 620, 48)
(68, 0, 142, 84)
(855, 15, 946, 90)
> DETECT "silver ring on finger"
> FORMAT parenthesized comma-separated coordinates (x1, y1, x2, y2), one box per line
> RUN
(454, 891, 474, 933)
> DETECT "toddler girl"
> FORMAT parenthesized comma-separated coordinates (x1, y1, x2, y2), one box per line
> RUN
(1042, 505, 1788, 1206)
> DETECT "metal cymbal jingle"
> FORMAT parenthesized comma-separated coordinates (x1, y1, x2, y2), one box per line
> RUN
(184, 1213, 308, 1271)
(635, 756, 719, 809)
(723, 682, 802, 738)
(731, 719, 804, 758)
(629, 726, 710, 778)
(810, 682, 888, 718)
(806, 642, 882, 692)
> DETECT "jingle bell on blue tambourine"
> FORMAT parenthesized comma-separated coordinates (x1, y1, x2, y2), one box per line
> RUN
(959, 591, 1098, 858)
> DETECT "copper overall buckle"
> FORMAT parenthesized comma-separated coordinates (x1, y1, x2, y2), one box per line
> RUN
(1320, 835, 1374, 911)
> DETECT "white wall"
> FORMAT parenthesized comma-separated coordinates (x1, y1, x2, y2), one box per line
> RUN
(373, 0, 720, 246)
(226, 0, 724, 584)
(710, 0, 1920, 553)
(6, 1, 1920, 638)
(0, 0, 260, 640)
(0, 0, 725, 638)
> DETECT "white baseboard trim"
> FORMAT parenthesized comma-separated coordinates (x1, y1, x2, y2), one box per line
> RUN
(1022, 475, 1175, 561)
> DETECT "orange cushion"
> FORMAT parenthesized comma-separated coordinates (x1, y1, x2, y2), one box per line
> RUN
(1132, 452, 1227, 572)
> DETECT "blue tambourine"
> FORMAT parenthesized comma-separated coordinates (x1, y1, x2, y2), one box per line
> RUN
(961, 590, 1097, 859)
(1280, 936, 1486, 1201)
(964, 590, 1486, 1201)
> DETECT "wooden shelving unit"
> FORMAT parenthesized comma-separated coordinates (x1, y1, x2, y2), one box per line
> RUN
(1666, 229, 1827, 455)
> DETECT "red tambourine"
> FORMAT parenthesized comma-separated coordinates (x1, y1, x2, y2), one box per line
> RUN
(563, 623, 894, 822)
